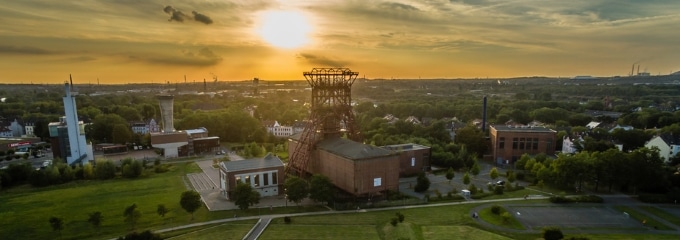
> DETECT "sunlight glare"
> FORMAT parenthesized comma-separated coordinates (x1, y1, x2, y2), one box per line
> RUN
(257, 10, 312, 49)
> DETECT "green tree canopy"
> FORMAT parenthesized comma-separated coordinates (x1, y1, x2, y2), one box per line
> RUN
(309, 174, 335, 205)
(284, 176, 309, 205)
(179, 190, 202, 220)
(232, 181, 261, 210)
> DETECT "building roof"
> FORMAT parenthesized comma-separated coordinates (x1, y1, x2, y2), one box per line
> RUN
(185, 127, 208, 135)
(221, 153, 284, 172)
(316, 137, 396, 160)
(382, 143, 430, 152)
(658, 133, 680, 147)
(490, 125, 556, 133)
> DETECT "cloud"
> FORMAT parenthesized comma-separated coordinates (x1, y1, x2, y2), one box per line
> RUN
(297, 53, 349, 67)
(132, 47, 222, 66)
(0, 45, 52, 55)
(164, 5, 213, 24)
(192, 11, 213, 24)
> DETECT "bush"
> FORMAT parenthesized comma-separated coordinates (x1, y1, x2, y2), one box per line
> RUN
(516, 172, 525, 180)
(494, 185, 504, 195)
(396, 212, 405, 223)
(471, 192, 493, 199)
(414, 172, 431, 192)
(491, 205, 502, 215)
(284, 216, 292, 224)
(638, 194, 670, 203)
(117, 230, 162, 240)
(542, 226, 564, 240)
(390, 217, 398, 226)
(549, 195, 603, 204)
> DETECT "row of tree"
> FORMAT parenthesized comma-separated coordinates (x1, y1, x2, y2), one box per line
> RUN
(515, 147, 677, 194)
(47, 190, 201, 239)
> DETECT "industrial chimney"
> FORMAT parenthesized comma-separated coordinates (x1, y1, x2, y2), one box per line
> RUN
(157, 95, 175, 133)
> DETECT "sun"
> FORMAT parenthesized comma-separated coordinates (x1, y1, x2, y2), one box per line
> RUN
(257, 10, 312, 49)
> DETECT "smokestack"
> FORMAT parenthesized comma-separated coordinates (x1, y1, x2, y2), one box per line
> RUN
(482, 96, 488, 132)
(631, 64, 635, 76)
(637, 65, 640, 75)
(157, 95, 175, 133)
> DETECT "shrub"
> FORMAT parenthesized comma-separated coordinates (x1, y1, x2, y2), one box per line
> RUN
(638, 194, 670, 203)
(491, 205, 502, 215)
(501, 212, 511, 223)
(469, 184, 478, 194)
(494, 185, 504, 195)
(549, 196, 571, 203)
(542, 226, 564, 240)
(284, 216, 292, 224)
(516, 172, 525, 180)
(390, 217, 398, 226)
(396, 212, 405, 223)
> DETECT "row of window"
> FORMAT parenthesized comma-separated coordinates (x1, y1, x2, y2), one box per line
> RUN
(499, 137, 540, 150)
(236, 171, 278, 187)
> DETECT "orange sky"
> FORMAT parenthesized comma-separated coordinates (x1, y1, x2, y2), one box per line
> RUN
(1, 0, 679, 84)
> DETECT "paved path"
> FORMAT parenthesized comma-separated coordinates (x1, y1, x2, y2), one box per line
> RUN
(243, 217, 271, 240)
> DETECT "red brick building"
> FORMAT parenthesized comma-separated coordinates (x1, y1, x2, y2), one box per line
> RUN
(381, 143, 431, 177)
(489, 125, 557, 165)
(289, 136, 400, 196)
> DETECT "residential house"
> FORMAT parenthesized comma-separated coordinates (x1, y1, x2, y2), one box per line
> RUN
(645, 133, 680, 162)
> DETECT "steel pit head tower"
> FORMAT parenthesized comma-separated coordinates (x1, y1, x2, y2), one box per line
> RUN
(287, 68, 363, 176)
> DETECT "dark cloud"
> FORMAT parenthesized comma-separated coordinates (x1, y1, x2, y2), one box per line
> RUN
(131, 47, 222, 66)
(379, 2, 419, 11)
(297, 53, 349, 67)
(163, 5, 189, 22)
(164, 6, 213, 24)
(192, 11, 213, 24)
(0, 45, 52, 55)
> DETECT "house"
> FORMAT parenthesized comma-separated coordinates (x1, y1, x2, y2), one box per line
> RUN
(645, 133, 680, 162)
(383, 114, 399, 124)
(404, 116, 421, 125)
(130, 119, 160, 134)
(24, 122, 35, 137)
(608, 124, 634, 133)
(264, 120, 294, 137)
(585, 121, 602, 129)
(218, 153, 285, 200)
(0, 126, 12, 137)
(489, 125, 557, 165)
(561, 135, 582, 154)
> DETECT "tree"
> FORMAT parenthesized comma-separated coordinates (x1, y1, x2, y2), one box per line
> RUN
(180, 190, 202, 220)
(123, 203, 141, 230)
(49, 216, 63, 235)
(95, 160, 116, 180)
(463, 172, 471, 185)
(88, 211, 103, 233)
(232, 181, 260, 210)
(112, 124, 133, 144)
(309, 174, 335, 205)
(542, 227, 564, 240)
(445, 167, 455, 184)
(118, 230, 163, 240)
(284, 176, 309, 205)
(489, 167, 499, 180)
(470, 160, 480, 177)
(157, 204, 168, 218)
(507, 171, 516, 183)
(414, 172, 431, 192)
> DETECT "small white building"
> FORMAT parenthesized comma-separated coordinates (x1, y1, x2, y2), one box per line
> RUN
(218, 153, 285, 200)
(645, 134, 680, 162)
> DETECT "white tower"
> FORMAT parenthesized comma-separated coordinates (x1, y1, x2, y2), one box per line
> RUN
(63, 77, 93, 164)
(157, 95, 175, 133)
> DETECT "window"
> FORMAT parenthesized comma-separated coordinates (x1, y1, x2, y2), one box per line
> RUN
(533, 138, 539, 150)
(235, 176, 241, 183)
(519, 138, 525, 149)
(499, 137, 505, 149)
(546, 139, 553, 152)
(411, 157, 415, 167)
(272, 172, 278, 185)
(512, 138, 518, 149)
(264, 173, 269, 186)
(245, 175, 250, 185)
(254, 174, 260, 187)
(373, 178, 382, 187)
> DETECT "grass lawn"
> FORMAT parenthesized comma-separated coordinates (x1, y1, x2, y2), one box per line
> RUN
(478, 206, 524, 230)
(0, 162, 214, 240)
(639, 206, 680, 227)
(422, 226, 513, 240)
(162, 221, 257, 240)
(612, 206, 674, 231)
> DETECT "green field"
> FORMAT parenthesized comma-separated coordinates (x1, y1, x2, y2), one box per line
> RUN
(0, 163, 219, 240)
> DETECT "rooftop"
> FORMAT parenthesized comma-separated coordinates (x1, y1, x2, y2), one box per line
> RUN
(316, 137, 396, 160)
(490, 125, 556, 133)
(221, 153, 284, 172)
(382, 143, 430, 152)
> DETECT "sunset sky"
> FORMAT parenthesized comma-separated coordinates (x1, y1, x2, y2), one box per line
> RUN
(1, 0, 679, 84)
